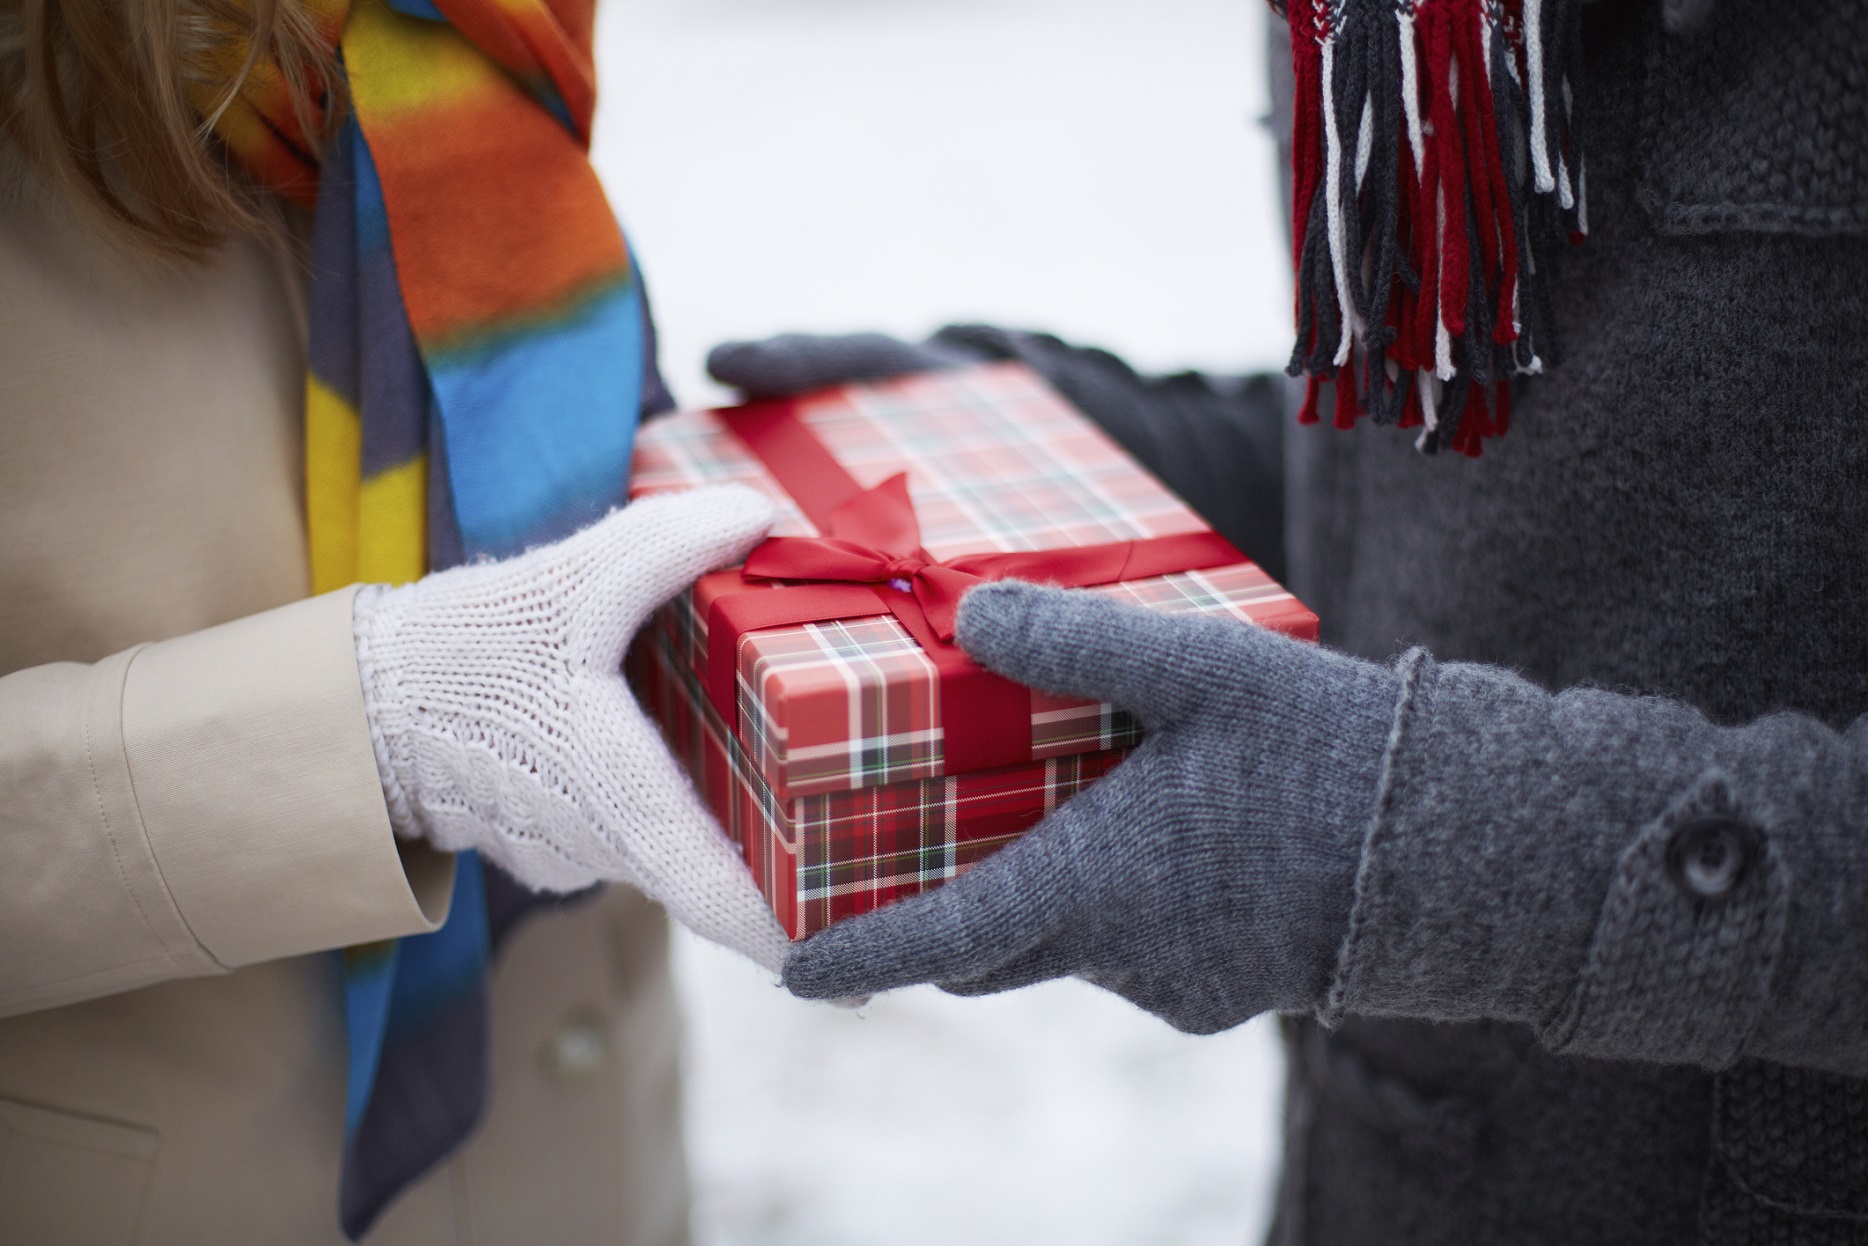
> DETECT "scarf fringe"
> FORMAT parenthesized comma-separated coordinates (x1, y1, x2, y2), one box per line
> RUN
(1285, 0, 1584, 455)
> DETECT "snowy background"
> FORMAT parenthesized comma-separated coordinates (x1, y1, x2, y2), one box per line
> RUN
(589, 1, 1294, 1241)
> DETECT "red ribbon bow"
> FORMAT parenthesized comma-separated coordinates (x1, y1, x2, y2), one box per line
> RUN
(696, 393, 1248, 776)
(742, 472, 1209, 642)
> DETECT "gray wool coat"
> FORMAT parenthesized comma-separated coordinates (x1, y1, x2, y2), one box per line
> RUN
(1272, 3, 1868, 1242)
(1279, 0, 1868, 1238)
(938, 0, 1868, 1240)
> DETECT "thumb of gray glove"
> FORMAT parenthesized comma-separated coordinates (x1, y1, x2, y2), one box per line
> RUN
(782, 580, 1405, 1034)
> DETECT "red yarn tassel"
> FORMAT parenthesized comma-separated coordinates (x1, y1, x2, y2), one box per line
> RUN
(1332, 365, 1361, 429)
(1469, 382, 1496, 440)
(1297, 373, 1324, 425)
(1455, 14, 1503, 302)
(1424, 10, 1470, 342)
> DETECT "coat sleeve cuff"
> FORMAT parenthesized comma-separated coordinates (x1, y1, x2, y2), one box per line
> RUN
(1317, 650, 1790, 1066)
(120, 587, 454, 968)
(1320, 651, 1627, 1031)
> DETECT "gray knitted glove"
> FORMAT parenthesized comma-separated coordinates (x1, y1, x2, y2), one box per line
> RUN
(782, 580, 1403, 1034)
(791, 580, 1868, 1071)
(707, 332, 978, 396)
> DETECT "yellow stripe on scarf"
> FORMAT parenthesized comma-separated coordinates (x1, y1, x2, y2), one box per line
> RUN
(306, 376, 363, 595)
(358, 457, 427, 586)
(306, 376, 427, 592)
(342, 0, 493, 122)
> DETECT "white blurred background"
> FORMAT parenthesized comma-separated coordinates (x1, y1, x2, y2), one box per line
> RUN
(590, 2, 1294, 1241)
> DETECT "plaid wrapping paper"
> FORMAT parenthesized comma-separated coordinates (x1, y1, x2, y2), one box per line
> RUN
(628, 623, 1123, 939)
(630, 362, 1318, 801)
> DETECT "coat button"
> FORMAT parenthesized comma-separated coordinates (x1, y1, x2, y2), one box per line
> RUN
(540, 1010, 608, 1081)
(1666, 816, 1756, 901)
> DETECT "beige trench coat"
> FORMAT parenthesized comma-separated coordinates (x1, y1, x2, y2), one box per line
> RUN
(0, 172, 690, 1245)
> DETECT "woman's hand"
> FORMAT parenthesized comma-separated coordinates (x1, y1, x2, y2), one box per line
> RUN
(351, 484, 790, 972)
(782, 580, 1403, 1032)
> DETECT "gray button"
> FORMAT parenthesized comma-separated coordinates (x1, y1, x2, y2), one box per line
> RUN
(1666, 816, 1756, 900)
(540, 1010, 608, 1081)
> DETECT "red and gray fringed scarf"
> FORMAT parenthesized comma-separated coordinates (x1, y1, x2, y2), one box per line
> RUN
(1279, 0, 1587, 454)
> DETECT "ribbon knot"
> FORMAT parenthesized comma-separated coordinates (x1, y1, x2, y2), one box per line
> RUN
(704, 393, 1249, 774)
(740, 472, 991, 640)
(884, 556, 927, 583)
(736, 468, 1246, 644)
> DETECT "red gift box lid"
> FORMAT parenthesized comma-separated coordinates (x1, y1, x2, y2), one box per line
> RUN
(629, 362, 1316, 801)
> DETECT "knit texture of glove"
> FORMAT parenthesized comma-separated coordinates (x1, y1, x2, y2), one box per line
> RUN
(783, 580, 1405, 1033)
(352, 484, 791, 973)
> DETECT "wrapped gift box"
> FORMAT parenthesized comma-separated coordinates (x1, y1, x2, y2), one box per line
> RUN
(627, 362, 1316, 938)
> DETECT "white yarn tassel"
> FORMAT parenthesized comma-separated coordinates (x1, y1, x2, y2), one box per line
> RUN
(1320, 38, 1360, 368)
(1556, 78, 1576, 210)
(1434, 199, 1455, 379)
(1355, 94, 1374, 192)
(1397, 9, 1426, 179)
(1525, 0, 1556, 194)
(1414, 371, 1440, 451)
(1433, 56, 1457, 383)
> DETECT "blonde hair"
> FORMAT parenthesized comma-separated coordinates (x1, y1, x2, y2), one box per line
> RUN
(0, 0, 342, 258)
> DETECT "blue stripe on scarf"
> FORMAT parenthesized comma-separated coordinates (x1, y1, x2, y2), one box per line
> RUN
(339, 941, 396, 1133)
(386, 0, 446, 20)
(338, 855, 492, 1240)
(341, 853, 492, 1134)
(429, 279, 645, 557)
(381, 851, 491, 1028)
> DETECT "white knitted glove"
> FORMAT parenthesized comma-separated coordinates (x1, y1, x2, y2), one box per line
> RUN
(351, 484, 790, 974)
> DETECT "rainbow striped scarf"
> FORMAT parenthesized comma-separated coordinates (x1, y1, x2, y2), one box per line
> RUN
(200, 0, 656, 1234)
